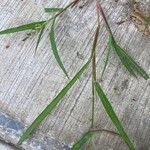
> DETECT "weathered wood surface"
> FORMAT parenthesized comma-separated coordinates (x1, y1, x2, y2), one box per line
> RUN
(0, 0, 150, 149)
(0, 140, 16, 150)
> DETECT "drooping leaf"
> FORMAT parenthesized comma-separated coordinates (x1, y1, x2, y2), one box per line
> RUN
(97, 2, 149, 80)
(95, 81, 135, 150)
(17, 59, 91, 145)
(45, 8, 64, 13)
(72, 131, 93, 150)
(50, 18, 69, 78)
(34, 25, 46, 55)
(109, 34, 149, 80)
(0, 21, 46, 35)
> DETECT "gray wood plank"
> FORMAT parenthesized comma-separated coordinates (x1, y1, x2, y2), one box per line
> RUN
(0, 0, 150, 149)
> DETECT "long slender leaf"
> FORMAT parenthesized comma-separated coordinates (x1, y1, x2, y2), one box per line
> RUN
(0, 21, 46, 35)
(109, 34, 136, 77)
(101, 46, 111, 80)
(50, 18, 69, 78)
(110, 37, 137, 77)
(34, 25, 46, 55)
(95, 81, 135, 150)
(17, 59, 91, 145)
(109, 34, 149, 80)
(117, 44, 149, 79)
(97, 2, 149, 80)
(45, 8, 64, 13)
(72, 131, 93, 150)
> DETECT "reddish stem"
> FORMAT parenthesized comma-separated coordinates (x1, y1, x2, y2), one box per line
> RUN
(91, 128, 119, 136)
(96, 0, 113, 35)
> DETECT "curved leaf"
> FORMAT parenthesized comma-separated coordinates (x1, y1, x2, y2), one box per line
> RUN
(109, 34, 149, 80)
(50, 18, 69, 78)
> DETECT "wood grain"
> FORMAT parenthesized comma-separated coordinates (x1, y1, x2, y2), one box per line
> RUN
(0, 0, 150, 149)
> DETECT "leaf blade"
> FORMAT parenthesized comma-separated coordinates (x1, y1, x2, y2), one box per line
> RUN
(34, 25, 46, 55)
(109, 34, 149, 80)
(72, 131, 93, 150)
(117, 44, 149, 80)
(50, 18, 69, 78)
(17, 59, 91, 145)
(95, 81, 135, 150)
(109, 34, 135, 76)
(101, 46, 111, 80)
(0, 21, 46, 35)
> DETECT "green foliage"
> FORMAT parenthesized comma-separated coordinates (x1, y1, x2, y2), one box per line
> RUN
(0, 21, 46, 35)
(72, 131, 93, 150)
(109, 34, 149, 80)
(97, 1, 149, 80)
(0, 1, 148, 148)
(35, 26, 46, 54)
(95, 81, 135, 150)
(17, 59, 91, 145)
(50, 18, 69, 78)
(101, 46, 110, 80)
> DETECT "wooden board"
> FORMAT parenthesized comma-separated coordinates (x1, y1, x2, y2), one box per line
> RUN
(0, 0, 150, 149)
(0, 140, 16, 150)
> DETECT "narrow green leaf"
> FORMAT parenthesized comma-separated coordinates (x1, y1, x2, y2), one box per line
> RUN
(45, 8, 64, 13)
(111, 39, 137, 77)
(109, 34, 149, 80)
(109, 35, 136, 77)
(50, 18, 69, 78)
(101, 46, 110, 80)
(118, 44, 149, 79)
(72, 131, 93, 150)
(34, 25, 46, 55)
(95, 81, 135, 150)
(97, 2, 149, 80)
(0, 21, 46, 35)
(18, 59, 91, 145)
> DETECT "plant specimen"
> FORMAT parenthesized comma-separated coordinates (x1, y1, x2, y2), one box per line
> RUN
(0, 0, 149, 149)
